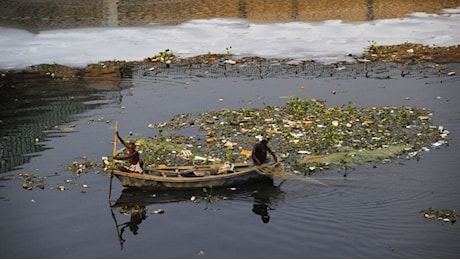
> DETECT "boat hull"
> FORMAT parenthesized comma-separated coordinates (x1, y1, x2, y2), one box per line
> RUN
(112, 163, 274, 189)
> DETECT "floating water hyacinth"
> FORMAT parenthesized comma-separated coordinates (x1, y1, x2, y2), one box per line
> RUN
(134, 97, 449, 173)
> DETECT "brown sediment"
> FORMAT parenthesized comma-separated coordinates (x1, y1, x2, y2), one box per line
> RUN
(358, 43, 460, 64)
(0, 61, 138, 84)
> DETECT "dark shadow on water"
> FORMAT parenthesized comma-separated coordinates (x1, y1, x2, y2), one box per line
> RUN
(109, 180, 285, 250)
(0, 77, 130, 173)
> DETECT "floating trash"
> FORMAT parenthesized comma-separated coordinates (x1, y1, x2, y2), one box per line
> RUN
(194, 156, 208, 161)
(432, 140, 446, 148)
(109, 97, 449, 173)
(152, 209, 165, 214)
(18, 173, 45, 190)
(179, 150, 193, 160)
(290, 132, 304, 138)
(57, 185, 67, 191)
(421, 207, 458, 223)
(240, 149, 252, 157)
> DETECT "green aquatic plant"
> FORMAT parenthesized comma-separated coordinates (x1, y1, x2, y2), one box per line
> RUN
(365, 40, 378, 54)
(190, 187, 222, 205)
(119, 97, 448, 172)
(400, 41, 412, 48)
(202, 187, 219, 203)
(65, 157, 102, 176)
(157, 49, 174, 59)
(226, 46, 233, 56)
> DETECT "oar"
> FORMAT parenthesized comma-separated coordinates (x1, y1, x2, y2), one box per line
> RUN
(109, 120, 118, 200)
(109, 202, 125, 250)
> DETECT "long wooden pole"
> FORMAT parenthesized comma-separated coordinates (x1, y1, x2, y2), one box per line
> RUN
(109, 120, 118, 200)
(110, 203, 125, 250)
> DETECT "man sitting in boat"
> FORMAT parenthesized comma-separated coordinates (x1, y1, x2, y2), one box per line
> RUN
(114, 131, 143, 174)
(252, 139, 277, 166)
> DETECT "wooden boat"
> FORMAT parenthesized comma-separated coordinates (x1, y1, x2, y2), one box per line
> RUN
(111, 162, 284, 189)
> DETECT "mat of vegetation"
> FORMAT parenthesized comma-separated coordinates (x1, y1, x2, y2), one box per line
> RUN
(112, 97, 449, 174)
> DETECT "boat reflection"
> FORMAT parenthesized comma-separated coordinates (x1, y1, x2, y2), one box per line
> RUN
(109, 180, 285, 249)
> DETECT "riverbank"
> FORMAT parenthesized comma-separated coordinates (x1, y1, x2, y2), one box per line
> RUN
(0, 43, 459, 84)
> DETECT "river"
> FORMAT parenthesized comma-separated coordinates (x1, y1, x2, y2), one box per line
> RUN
(0, 0, 459, 258)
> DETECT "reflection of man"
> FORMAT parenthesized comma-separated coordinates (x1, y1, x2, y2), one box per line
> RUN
(120, 205, 147, 235)
(252, 203, 270, 223)
(252, 139, 277, 166)
(128, 211, 145, 235)
(252, 187, 273, 224)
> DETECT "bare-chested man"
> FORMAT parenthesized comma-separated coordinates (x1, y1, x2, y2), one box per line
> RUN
(252, 139, 277, 166)
(114, 131, 143, 173)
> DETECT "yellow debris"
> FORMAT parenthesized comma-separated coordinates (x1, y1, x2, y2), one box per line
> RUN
(364, 120, 374, 125)
(418, 116, 430, 121)
(240, 149, 252, 157)
(304, 121, 313, 127)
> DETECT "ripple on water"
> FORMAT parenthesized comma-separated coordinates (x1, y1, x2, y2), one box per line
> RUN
(262, 161, 459, 258)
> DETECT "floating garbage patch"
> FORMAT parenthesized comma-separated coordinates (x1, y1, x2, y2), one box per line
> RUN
(421, 207, 458, 224)
(108, 97, 450, 174)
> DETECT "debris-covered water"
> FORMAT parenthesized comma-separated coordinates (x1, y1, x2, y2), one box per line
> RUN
(1, 1, 460, 258)
(1, 60, 459, 258)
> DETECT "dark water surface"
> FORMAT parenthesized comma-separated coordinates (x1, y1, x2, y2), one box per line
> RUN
(1, 0, 460, 258)
(1, 62, 459, 258)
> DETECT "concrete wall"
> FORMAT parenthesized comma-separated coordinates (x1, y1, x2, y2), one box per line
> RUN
(1, 0, 459, 30)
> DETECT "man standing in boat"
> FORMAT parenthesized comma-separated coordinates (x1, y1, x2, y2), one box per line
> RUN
(252, 139, 277, 166)
(114, 131, 143, 174)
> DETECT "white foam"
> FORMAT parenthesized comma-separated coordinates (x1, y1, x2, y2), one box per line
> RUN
(0, 7, 459, 69)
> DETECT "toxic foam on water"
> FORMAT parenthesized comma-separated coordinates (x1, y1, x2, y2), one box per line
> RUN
(0, 7, 459, 69)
